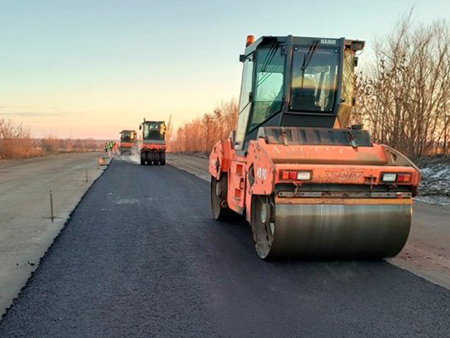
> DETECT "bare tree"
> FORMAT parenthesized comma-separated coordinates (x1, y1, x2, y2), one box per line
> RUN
(169, 99, 238, 153)
(356, 11, 450, 159)
(0, 118, 38, 159)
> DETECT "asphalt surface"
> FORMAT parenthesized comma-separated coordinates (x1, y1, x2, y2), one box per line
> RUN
(1, 160, 450, 337)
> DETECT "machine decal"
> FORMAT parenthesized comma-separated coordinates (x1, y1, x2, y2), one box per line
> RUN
(321, 39, 337, 45)
(319, 170, 364, 181)
(256, 167, 267, 181)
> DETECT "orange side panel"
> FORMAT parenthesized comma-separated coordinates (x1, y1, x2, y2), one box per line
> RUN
(221, 139, 233, 173)
(246, 142, 275, 195)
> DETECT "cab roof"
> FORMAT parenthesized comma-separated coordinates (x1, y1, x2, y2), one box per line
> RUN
(243, 35, 364, 56)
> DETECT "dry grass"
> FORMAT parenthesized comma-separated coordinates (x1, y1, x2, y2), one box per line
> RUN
(0, 118, 103, 160)
(0, 118, 41, 159)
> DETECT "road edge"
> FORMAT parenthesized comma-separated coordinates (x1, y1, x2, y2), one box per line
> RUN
(0, 159, 113, 320)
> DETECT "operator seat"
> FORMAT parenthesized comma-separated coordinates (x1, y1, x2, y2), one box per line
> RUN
(291, 77, 317, 110)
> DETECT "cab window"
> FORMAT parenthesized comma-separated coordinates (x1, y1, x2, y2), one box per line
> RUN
(248, 45, 285, 131)
(290, 46, 339, 112)
(235, 55, 254, 149)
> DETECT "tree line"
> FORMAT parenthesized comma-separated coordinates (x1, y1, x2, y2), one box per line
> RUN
(0, 117, 102, 159)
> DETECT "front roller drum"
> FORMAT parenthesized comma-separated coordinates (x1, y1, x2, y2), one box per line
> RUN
(251, 196, 412, 260)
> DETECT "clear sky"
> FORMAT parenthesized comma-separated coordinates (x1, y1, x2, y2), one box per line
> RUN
(1, 0, 450, 139)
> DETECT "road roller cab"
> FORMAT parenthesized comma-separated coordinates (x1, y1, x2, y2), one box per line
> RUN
(139, 119, 166, 165)
(209, 35, 421, 259)
(119, 130, 137, 155)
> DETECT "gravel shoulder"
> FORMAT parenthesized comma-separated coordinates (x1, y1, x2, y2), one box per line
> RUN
(0, 152, 108, 316)
(167, 153, 450, 290)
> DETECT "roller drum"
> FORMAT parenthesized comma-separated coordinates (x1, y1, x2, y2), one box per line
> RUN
(256, 203, 412, 259)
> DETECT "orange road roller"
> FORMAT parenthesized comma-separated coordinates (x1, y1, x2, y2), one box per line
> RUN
(139, 119, 166, 165)
(209, 35, 420, 259)
(119, 130, 137, 155)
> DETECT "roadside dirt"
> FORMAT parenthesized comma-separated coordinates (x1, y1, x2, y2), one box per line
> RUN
(0, 152, 108, 315)
(417, 156, 450, 205)
(389, 202, 450, 289)
(167, 153, 210, 181)
(167, 153, 450, 290)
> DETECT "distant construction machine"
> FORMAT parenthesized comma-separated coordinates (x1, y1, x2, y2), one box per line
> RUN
(139, 119, 166, 165)
(119, 130, 137, 155)
(209, 35, 420, 260)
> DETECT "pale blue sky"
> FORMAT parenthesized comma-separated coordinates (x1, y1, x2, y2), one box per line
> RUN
(1, 0, 449, 138)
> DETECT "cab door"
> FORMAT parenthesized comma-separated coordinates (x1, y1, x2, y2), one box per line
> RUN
(234, 54, 254, 150)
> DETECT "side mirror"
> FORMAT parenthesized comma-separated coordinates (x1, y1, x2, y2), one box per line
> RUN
(139, 125, 142, 130)
(239, 54, 246, 63)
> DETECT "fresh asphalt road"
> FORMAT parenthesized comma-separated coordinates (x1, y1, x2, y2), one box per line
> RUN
(1, 160, 449, 337)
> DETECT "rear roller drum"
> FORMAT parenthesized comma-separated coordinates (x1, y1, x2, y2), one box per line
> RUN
(140, 153, 145, 165)
(211, 175, 233, 221)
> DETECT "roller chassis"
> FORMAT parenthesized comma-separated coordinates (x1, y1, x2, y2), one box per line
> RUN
(209, 132, 420, 260)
